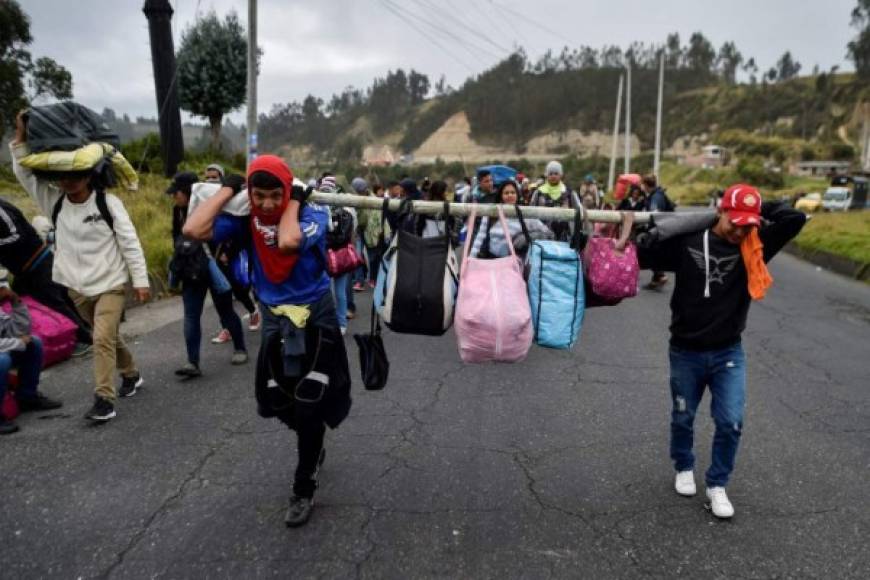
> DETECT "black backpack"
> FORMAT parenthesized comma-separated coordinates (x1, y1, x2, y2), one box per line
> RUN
(25, 102, 121, 153)
(326, 208, 354, 249)
(170, 238, 210, 284)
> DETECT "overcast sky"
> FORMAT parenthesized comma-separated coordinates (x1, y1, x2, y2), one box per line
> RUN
(24, 0, 858, 124)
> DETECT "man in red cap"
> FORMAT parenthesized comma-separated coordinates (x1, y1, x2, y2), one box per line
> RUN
(183, 156, 352, 528)
(639, 184, 805, 519)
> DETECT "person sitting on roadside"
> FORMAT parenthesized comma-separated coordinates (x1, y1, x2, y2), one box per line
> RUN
(469, 180, 553, 259)
(167, 171, 248, 379)
(638, 184, 805, 519)
(530, 160, 582, 241)
(0, 287, 63, 435)
(10, 111, 149, 423)
(182, 155, 353, 528)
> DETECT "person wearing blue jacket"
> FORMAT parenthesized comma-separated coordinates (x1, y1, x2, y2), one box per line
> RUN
(182, 155, 352, 528)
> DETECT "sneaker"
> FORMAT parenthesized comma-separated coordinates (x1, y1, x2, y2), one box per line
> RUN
(674, 470, 696, 497)
(340, 326, 347, 336)
(0, 416, 19, 435)
(248, 310, 261, 332)
(16, 392, 63, 412)
(174, 363, 202, 378)
(72, 342, 93, 358)
(284, 495, 315, 528)
(84, 397, 116, 422)
(346, 310, 356, 320)
(231, 351, 248, 365)
(352, 282, 364, 292)
(705, 487, 735, 519)
(211, 329, 231, 344)
(118, 374, 144, 398)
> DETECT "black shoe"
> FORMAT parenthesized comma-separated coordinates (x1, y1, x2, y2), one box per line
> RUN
(284, 495, 315, 527)
(17, 392, 63, 412)
(84, 397, 116, 422)
(0, 417, 19, 435)
(119, 374, 144, 397)
(174, 364, 202, 379)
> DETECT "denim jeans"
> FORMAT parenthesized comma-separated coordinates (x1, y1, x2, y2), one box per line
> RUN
(332, 273, 350, 328)
(182, 282, 246, 365)
(669, 343, 746, 488)
(0, 337, 43, 404)
(352, 237, 367, 285)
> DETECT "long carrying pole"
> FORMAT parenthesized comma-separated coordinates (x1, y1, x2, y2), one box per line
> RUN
(308, 193, 653, 225)
(607, 74, 624, 193)
(653, 52, 665, 178)
(624, 62, 632, 174)
(246, 0, 258, 168)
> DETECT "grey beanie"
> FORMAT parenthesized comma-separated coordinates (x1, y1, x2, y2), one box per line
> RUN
(205, 163, 225, 177)
(545, 160, 563, 176)
(351, 177, 368, 194)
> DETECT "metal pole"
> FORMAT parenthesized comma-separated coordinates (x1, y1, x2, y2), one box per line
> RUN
(607, 74, 624, 193)
(624, 62, 632, 174)
(653, 52, 665, 178)
(246, 0, 258, 168)
(307, 192, 654, 224)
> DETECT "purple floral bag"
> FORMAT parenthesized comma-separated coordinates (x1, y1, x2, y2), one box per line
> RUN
(583, 211, 639, 300)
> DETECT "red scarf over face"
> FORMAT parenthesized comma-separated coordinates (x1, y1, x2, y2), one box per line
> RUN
(247, 155, 299, 284)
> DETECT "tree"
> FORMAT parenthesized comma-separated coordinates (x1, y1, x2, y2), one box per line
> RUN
(176, 10, 249, 149)
(0, 0, 73, 129)
(848, 0, 870, 78)
(743, 57, 759, 85)
(717, 42, 743, 83)
(775, 51, 801, 81)
(685, 32, 716, 73)
(408, 69, 430, 104)
(665, 33, 682, 68)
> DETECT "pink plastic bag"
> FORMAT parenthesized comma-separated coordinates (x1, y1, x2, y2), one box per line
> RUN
(454, 206, 532, 363)
(2, 296, 77, 368)
(2, 390, 19, 420)
(584, 211, 639, 300)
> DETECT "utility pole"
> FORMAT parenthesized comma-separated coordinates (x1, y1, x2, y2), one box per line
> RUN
(143, 0, 184, 177)
(607, 74, 624, 192)
(624, 61, 632, 174)
(246, 0, 258, 167)
(653, 52, 665, 178)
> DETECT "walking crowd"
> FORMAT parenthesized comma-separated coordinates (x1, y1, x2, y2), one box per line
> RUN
(2, 103, 806, 527)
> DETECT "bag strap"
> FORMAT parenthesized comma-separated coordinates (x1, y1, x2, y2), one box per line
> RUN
(613, 211, 634, 252)
(461, 204, 477, 272)
(514, 204, 532, 249)
(570, 207, 588, 252)
(496, 206, 516, 259)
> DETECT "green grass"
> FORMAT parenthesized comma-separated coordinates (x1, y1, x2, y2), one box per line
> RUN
(793, 211, 870, 265)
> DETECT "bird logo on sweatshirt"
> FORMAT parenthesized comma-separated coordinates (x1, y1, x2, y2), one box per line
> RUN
(82, 213, 106, 225)
(688, 248, 740, 284)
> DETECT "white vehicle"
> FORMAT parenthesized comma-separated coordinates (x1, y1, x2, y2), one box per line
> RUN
(822, 187, 853, 212)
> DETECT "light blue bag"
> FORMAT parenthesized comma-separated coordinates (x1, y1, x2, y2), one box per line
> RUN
(526, 240, 585, 349)
(207, 257, 232, 294)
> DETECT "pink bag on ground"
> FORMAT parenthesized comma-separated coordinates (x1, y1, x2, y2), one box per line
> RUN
(2, 296, 77, 368)
(584, 211, 639, 301)
(454, 206, 533, 363)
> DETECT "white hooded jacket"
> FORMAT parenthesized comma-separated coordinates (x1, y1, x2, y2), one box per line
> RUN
(10, 142, 149, 297)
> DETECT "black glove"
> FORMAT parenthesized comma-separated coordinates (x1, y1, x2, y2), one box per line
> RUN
(222, 173, 246, 194)
(291, 185, 313, 204)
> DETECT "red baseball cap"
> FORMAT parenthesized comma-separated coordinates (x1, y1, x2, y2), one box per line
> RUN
(721, 184, 762, 226)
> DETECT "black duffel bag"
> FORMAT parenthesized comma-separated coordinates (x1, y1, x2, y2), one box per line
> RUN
(25, 102, 121, 153)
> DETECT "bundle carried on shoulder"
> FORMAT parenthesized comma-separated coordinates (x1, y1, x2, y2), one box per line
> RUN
(19, 142, 138, 191)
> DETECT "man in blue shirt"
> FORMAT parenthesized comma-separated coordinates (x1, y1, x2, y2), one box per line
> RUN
(183, 155, 352, 528)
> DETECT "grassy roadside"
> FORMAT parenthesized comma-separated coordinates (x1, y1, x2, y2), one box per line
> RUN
(792, 211, 870, 266)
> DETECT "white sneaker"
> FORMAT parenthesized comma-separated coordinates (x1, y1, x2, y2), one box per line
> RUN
(675, 470, 696, 497)
(340, 326, 347, 336)
(705, 487, 735, 519)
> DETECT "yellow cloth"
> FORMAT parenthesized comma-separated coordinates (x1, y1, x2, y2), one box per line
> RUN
(19, 142, 139, 191)
(740, 229, 773, 300)
(269, 304, 311, 328)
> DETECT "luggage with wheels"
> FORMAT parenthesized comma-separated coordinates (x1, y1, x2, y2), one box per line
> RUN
(2, 296, 77, 368)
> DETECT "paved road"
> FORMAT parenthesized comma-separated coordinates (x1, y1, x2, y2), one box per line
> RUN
(1, 254, 868, 579)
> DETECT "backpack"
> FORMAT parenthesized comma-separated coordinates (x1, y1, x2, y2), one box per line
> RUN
(25, 102, 121, 153)
(326, 207, 354, 249)
(169, 238, 210, 284)
(374, 200, 459, 336)
(522, 208, 586, 349)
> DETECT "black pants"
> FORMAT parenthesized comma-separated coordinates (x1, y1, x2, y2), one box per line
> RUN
(294, 416, 326, 497)
(12, 255, 93, 344)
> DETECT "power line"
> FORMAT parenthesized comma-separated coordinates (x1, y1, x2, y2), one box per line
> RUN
(488, 0, 574, 47)
(412, 0, 513, 57)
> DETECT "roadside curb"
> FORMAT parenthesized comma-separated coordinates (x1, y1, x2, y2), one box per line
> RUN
(784, 242, 870, 282)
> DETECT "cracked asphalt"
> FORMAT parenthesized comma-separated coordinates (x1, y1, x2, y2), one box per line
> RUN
(1, 253, 868, 579)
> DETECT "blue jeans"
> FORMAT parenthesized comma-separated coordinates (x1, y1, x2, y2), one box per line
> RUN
(332, 273, 350, 328)
(352, 237, 367, 285)
(669, 343, 746, 488)
(182, 282, 246, 365)
(0, 337, 43, 404)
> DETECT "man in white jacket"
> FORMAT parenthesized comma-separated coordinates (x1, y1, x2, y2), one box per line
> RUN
(10, 112, 150, 423)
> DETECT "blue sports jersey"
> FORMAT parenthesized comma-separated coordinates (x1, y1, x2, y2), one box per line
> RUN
(212, 204, 331, 306)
